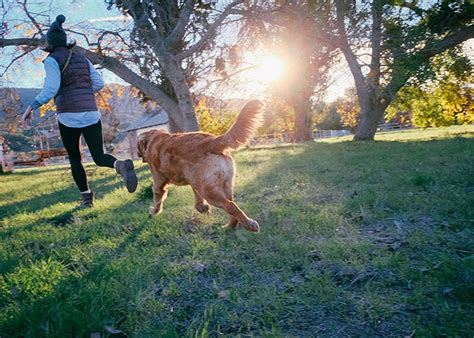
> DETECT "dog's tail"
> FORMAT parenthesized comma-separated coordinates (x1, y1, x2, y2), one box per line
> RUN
(212, 100, 263, 152)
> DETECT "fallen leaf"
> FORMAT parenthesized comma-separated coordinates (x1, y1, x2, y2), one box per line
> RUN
(442, 287, 453, 295)
(307, 250, 321, 261)
(11, 286, 18, 297)
(290, 275, 304, 284)
(394, 220, 403, 231)
(218, 290, 230, 300)
(388, 241, 405, 251)
(192, 262, 207, 273)
(105, 325, 126, 335)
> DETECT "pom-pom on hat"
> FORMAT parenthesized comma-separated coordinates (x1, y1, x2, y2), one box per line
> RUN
(46, 15, 67, 48)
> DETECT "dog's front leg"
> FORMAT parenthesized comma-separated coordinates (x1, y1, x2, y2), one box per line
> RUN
(149, 174, 169, 217)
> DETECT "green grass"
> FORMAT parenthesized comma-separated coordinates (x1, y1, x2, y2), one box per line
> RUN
(1, 125, 473, 337)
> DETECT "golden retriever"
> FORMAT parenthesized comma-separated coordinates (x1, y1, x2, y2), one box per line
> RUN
(138, 100, 263, 232)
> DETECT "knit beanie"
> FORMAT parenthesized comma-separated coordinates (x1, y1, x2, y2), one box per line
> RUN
(46, 15, 67, 48)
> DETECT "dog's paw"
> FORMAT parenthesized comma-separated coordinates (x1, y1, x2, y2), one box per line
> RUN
(148, 206, 162, 217)
(195, 202, 210, 214)
(148, 207, 156, 218)
(241, 219, 260, 233)
(222, 221, 238, 230)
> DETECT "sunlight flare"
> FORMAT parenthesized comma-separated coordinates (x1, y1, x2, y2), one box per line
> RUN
(254, 55, 286, 83)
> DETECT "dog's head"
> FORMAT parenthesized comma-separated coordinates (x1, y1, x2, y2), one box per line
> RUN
(137, 130, 155, 163)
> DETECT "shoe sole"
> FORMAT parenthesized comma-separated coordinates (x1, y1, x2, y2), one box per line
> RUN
(123, 159, 138, 193)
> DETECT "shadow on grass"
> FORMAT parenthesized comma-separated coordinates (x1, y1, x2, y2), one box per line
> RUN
(7, 165, 70, 177)
(0, 165, 149, 220)
(0, 211, 155, 336)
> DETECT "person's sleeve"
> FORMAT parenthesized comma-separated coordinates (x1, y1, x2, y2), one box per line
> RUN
(88, 60, 104, 93)
(30, 57, 61, 109)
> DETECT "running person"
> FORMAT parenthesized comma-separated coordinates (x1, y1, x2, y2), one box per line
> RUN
(21, 14, 138, 208)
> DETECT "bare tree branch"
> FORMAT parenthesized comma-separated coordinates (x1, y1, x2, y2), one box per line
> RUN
(176, 0, 244, 62)
(21, 0, 45, 37)
(397, 1, 425, 17)
(165, 0, 193, 49)
(0, 37, 43, 47)
(205, 64, 255, 88)
(0, 36, 181, 124)
(335, 1, 368, 100)
(0, 47, 33, 76)
(121, 0, 166, 53)
(65, 28, 94, 46)
(368, 0, 383, 89)
(383, 25, 474, 101)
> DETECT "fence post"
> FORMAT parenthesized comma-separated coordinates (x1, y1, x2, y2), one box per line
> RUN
(0, 142, 4, 172)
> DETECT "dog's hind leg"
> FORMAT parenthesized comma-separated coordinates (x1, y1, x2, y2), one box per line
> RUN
(202, 187, 260, 233)
(149, 174, 169, 217)
(221, 181, 239, 229)
(225, 217, 238, 229)
(192, 188, 210, 213)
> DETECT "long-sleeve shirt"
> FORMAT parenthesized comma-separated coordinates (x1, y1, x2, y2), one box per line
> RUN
(30, 56, 103, 128)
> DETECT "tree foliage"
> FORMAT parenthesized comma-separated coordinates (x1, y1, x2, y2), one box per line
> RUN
(195, 99, 237, 136)
(329, 0, 474, 140)
(316, 88, 359, 132)
(96, 84, 122, 149)
(387, 48, 473, 128)
(260, 98, 295, 140)
(313, 105, 342, 131)
(0, 88, 21, 133)
(387, 81, 473, 128)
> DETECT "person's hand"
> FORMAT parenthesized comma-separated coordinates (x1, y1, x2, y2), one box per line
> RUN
(21, 106, 33, 127)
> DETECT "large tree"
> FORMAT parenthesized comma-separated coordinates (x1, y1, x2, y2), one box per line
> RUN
(232, 0, 336, 142)
(269, 1, 335, 142)
(0, 0, 249, 132)
(331, 0, 473, 140)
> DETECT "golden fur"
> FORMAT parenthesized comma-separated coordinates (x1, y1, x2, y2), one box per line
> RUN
(138, 100, 263, 232)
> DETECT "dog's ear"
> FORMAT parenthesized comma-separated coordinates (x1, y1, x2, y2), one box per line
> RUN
(137, 133, 150, 163)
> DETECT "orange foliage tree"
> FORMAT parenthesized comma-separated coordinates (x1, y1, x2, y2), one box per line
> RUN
(195, 99, 237, 136)
(0, 88, 22, 133)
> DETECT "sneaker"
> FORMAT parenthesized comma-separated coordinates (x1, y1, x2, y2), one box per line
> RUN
(115, 159, 138, 193)
(79, 191, 94, 208)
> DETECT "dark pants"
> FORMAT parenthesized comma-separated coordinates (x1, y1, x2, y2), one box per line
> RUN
(58, 120, 117, 192)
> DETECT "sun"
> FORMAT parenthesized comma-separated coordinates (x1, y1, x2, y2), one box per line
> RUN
(254, 55, 286, 83)
(215, 52, 287, 99)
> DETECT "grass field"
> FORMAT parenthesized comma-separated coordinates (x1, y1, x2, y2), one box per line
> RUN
(1, 126, 473, 337)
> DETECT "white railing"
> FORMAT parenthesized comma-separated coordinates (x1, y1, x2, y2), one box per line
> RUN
(313, 130, 352, 139)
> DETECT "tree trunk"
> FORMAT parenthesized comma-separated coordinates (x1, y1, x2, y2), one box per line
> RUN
(293, 97, 313, 142)
(167, 117, 181, 133)
(160, 55, 199, 132)
(353, 99, 388, 141)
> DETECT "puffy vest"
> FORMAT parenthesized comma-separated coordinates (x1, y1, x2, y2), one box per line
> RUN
(48, 47, 98, 113)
